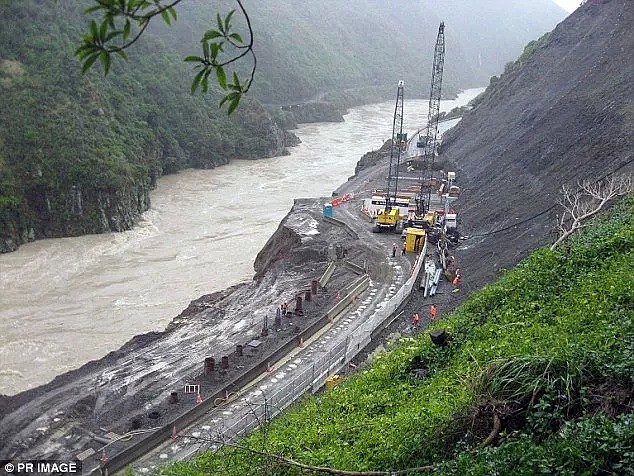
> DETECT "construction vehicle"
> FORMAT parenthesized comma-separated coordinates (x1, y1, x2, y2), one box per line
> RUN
(375, 208, 400, 232)
(373, 80, 405, 233)
(416, 22, 446, 215)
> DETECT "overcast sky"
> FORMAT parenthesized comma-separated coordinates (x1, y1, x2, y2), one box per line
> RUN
(552, 0, 583, 12)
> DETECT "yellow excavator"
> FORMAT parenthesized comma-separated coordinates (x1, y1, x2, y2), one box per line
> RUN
(375, 208, 400, 232)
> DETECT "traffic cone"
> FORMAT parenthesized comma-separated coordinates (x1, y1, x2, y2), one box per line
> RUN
(196, 392, 203, 404)
(100, 449, 109, 462)
(298, 337, 304, 348)
(171, 425, 178, 440)
(335, 291, 341, 300)
(267, 362, 273, 372)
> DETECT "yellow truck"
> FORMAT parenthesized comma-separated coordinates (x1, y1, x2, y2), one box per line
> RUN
(374, 208, 400, 233)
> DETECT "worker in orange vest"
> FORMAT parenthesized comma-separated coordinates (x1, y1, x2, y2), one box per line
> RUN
(412, 312, 420, 327)
(430, 304, 438, 320)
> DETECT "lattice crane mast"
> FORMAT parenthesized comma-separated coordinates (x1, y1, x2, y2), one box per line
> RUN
(417, 22, 445, 214)
(374, 80, 405, 233)
(385, 80, 406, 212)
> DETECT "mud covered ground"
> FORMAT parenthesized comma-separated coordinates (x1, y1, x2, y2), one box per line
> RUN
(0, 188, 401, 464)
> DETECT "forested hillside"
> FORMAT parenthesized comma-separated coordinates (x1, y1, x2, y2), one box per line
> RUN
(164, 0, 567, 104)
(0, 0, 565, 252)
(0, 1, 291, 252)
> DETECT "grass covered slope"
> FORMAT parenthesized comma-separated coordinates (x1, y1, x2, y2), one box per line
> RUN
(161, 198, 633, 475)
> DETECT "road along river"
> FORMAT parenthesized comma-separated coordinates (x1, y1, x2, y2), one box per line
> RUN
(0, 88, 484, 395)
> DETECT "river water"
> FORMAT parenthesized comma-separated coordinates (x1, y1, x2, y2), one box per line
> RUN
(0, 88, 483, 395)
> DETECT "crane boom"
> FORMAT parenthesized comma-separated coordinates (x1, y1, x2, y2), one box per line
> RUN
(385, 80, 405, 212)
(417, 22, 445, 214)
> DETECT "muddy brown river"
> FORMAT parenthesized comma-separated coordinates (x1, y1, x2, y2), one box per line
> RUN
(0, 89, 483, 395)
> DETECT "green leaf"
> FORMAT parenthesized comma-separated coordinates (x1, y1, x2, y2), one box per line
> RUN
(75, 45, 94, 60)
(168, 6, 177, 21)
(216, 66, 227, 89)
(202, 41, 210, 60)
(114, 49, 127, 60)
(99, 19, 108, 40)
(81, 53, 100, 74)
(184, 55, 204, 63)
(84, 5, 103, 14)
(219, 91, 239, 108)
(224, 9, 235, 32)
(123, 20, 131, 40)
(201, 69, 211, 93)
(99, 50, 112, 75)
(216, 13, 224, 33)
(210, 43, 221, 60)
(191, 68, 206, 94)
(203, 30, 223, 40)
(229, 33, 243, 44)
(232, 71, 240, 86)
(160, 9, 171, 25)
(89, 20, 99, 40)
(227, 96, 240, 115)
(105, 30, 122, 42)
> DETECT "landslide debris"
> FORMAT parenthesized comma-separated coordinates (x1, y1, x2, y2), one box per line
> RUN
(437, 0, 633, 288)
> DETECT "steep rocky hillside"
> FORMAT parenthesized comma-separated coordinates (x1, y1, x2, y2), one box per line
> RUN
(440, 0, 633, 288)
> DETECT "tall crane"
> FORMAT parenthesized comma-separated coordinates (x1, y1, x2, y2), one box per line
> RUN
(385, 80, 405, 212)
(417, 22, 445, 214)
(374, 80, 405, 233)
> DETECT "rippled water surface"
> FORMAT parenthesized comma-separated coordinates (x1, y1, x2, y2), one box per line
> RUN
(0, 88, 483, 394)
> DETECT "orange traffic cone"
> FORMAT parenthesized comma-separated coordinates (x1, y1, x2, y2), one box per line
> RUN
(267, 362, 273, 372)
(100, 449, 109, 462)
(196, 392, 203, 404)
(335, 291, 341, 300)
(298, 337, 304, 348)
(171, 425, 178, 440)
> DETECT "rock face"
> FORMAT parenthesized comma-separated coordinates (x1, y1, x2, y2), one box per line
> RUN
(439, 0, 633, 286)
(354, 140, 392, 175)
(281, 102, 345, 125)
(0, 107, 293, 253)
(1, 182, 151, 253)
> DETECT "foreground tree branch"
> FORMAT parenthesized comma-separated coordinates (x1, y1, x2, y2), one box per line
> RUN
(76, 0, 256, 113)
(187, 433, 434, 475)
(551, 174, 632, 250)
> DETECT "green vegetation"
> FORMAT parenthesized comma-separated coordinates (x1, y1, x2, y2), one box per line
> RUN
(0, 1, 286, 249)
(161, 198, 633, 475)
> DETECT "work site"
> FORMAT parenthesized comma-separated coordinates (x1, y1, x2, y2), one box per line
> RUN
(1, 1, 632, 475)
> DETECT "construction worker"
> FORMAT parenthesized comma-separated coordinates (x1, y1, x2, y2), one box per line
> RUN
(452, 273, 461, 286)
(401, 241, 406, 255)
(430, 304, 438, 320)
(281, 301, 288, 316)
(392, 243, 397, 257)
(412, 312, 420, 327)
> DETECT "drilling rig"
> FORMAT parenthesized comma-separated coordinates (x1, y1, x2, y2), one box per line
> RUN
(374, 80, 406, 233)
(417, 22, 445, 214)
